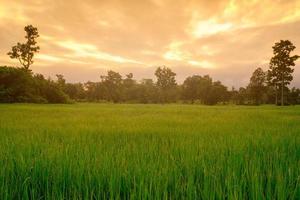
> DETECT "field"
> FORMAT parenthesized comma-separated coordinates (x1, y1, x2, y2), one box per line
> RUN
(0, 104, 299, 199)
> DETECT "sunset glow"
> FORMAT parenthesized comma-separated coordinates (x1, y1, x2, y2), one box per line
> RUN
(0, 0, 299, 86)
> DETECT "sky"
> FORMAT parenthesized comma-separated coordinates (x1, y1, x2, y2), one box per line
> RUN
(0, 0, 300, 87)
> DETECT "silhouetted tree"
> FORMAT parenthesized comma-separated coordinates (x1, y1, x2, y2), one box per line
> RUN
(155, 66, 177, 103)
(56, 74, 66, 90)
(65, 83, 85, 101)
(84, 81, 98, 101)
(101, 70, 123, 102)
(269, 40, 299, 105)
(182, 75, 229, 105)
(0, 66, 34, 102)
(0, 66, 69, 103)
(236, 87, 248, 105)
(7, 25, 40, 71)
(182, 75, 203, 103)
(205, 81, 228, 105)
(264, 86, 277, 104)
(123, 73, 138, 102)
(138, 79, 158, 103)
(247, 67, 266, 105)
(229, 87, 239, 104)
(288, 87, 300, 105)
(197, 75, 213, 104)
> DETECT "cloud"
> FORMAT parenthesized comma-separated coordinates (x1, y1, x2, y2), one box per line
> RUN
(56, 40, 144, 65)
(0, 0, 299, 87)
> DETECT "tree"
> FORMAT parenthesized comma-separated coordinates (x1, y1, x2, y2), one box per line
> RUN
(288, 87, 300, 105)
(0, 66, 34, 102)
(181, 75, 212, 103)
(236, 87, 248, 105)
(65, 83, 85, 101)
(56, 74, 66, 90)
(247, 67, 266, 105)
(0, 66, 69, 103)
(138, 79, 158, 103)
(269, 40, 299, 105)
(182, 75, 203, 103)
(84, 81, 98, 101)
(196, 75, 213, 104)
(123, 73, 138, 102)
(182, 75, 229, 105)
(155, 66, 177, 103)
(101, 70, 123, 102)
(7, 25, 40, 71)
(205, 81, 228, 105)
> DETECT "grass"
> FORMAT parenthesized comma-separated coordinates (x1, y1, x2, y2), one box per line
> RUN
(0, 103, 299, 199)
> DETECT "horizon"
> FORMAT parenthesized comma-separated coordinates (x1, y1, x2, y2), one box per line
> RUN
(0, 0, 300, 88)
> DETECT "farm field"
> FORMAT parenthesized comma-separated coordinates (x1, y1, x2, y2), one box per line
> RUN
(0, 104, 299, 199)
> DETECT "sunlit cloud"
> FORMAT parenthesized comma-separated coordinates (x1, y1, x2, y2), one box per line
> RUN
(223, 0, 238, 18)
(36, 54, 65, 63)
(188, 60, 215, 69)
(279, 10, 300, 24)
(56, 40, 144, 65)
(39, 34, 54, 41)
(163, 41, 187, 61)
(191, 18, 233, 38)
(0, 0, 299, 86)
(0, 2, 29, 23)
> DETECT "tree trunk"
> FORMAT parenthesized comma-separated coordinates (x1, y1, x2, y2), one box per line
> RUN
(281, 74, 284, 106)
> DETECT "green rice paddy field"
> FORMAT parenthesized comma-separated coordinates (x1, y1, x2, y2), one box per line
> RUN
(0, 104, 299, 199)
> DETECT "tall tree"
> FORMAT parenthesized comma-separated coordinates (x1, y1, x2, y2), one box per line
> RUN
(247, 67, 266, 105)
(155, 66, 177, 103)
(269, 40, 299, 105)
(7, 25, 40, 71)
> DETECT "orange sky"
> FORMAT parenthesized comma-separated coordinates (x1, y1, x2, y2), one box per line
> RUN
(0, 0, 300, 87)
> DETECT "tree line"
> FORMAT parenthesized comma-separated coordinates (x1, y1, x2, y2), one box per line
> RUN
(0, 25, 299, 105)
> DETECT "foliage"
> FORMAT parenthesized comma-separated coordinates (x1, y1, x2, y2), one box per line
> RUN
(100, 70, 123, 103)
(136, 79, 158, 103)
(0, 66, 36, 102)
(206, 81, 229, 105)
(0, 66, 69, 103)
(7, 25, 40, 71)
(155, 66, 178, 103)
(268, 40, 299, 105)
(288, 87, 300, 105)
(2, 65, 300, 105)
(182, 75, 229, 105)
(247, 67, 266, 105)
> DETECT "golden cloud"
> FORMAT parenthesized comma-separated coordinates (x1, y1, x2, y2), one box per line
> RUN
(0, 0, 299, 87)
